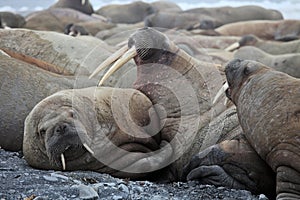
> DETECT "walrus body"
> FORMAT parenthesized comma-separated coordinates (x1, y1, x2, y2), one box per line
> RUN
(50, 0, 94, 15)
(234, 46, 300, 78)
(184, 5, 282, 28)
(0, 12, 26, 28)
(25, 8, 106, 33)
(96, 1, 155, 24)
(145, 6, 282, 30)
(214, 20, 300, 41)
(0, 54, 73, 151)
(224, 59, 300, 199)
(227, 34, 300, 54)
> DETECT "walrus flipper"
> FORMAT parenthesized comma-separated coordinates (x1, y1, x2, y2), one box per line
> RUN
(183, 137, 276, 199)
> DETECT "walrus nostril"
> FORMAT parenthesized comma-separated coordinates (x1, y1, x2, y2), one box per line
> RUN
(54, 123, 68, 135)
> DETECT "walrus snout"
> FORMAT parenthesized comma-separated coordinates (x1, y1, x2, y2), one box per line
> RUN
(128, 27, 171, 61)
(53, 122, 73, 136)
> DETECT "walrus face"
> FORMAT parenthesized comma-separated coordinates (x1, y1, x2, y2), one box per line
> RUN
(37, 106, 88, 170)
(89, 27, 181, 87)
(225, 59, 265, 104)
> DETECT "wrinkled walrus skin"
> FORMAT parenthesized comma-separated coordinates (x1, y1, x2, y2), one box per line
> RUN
(225, 59, 300, 200)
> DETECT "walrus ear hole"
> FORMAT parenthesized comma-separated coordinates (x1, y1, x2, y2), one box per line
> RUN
(243, 66, 251, 76)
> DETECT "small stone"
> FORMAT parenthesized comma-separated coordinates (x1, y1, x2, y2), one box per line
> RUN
(131, 186, 143, 194)
(259, 194, 268, 200)
(73, 179, 82, 184)
(8, 189, 16, 194)
(34, 196, 49, 200)
(77, 184, 99, 200)
(50, 172, 69, 180)
(43, 175, 58, 182)
(103, 182, 116, 187)
(112, 195, 123, 200)
(118, 183, 129, 194)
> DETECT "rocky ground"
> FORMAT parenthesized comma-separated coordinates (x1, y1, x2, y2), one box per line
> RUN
(0, 149, 268, 200)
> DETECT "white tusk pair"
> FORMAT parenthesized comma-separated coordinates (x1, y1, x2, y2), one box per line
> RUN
(60, 143, 94, 171)
(225, 42, 240, 52)
(89, 46, 137, 86)
(212, 82, 229, 105)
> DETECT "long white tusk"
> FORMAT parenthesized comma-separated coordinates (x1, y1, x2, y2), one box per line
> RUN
(212, 82, 229, 105)
(225, 42, 240, 52)
(89, 45, 129, 79)
(0, 49, 11, 58)
(81, 0, 86, 5)
(83, 143, 94, 155)
(98, 47, 137, 86)
(61, 153, 66, 171)
(116, 40, 128, 48)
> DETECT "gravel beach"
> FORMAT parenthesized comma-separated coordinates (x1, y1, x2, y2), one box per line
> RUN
(0, 149, 267, 200)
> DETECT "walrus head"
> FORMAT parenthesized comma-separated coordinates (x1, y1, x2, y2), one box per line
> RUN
(36, 105, 87, 169)
(224, 59, 270, 104)
(24, 90, 98, 171)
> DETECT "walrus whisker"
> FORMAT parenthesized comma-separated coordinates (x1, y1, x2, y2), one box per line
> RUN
(89, 45, 129, 79)
(61, 153, 66, 171)
(83, 143, 94, 155)
(213, 82, 229, 105)
(225, 42, 240, 52)
(98, 47, 137, 86)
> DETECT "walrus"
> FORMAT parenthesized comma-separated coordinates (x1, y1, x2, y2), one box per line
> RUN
(0, 53, 96, 151)
(226, 34, 300, 54)
(234, 46, 300, 78)
(0, 12, 26, 28)
(50, 0, 94, 15)
(24, 87, 169, 178)
(144, 12, 218, 30)
(184, 5, 283, 29)
(204, 20, 300, 41)
(24, 8, 108, 33)
(223, 59, 300, 199)
(96, 1, 155, 24)
(150, 1, 182, 13)
(84, 28, 275, 196)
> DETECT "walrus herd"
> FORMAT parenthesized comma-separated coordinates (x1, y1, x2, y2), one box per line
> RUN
(1, 0, 300, 199)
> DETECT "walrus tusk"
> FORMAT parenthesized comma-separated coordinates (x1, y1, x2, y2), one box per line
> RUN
(89, 45, 129, 79)
(212, 82, 229, 105)
(61, 153, 66, 171)
(81, 0, 86, 5)
(83, 143, 94, 155)
(225, 42, 240, 52)
(98, 47, 137, 86)
(0, 49, 11, 58)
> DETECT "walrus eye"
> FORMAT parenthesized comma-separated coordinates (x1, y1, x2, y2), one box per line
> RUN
(243, 66, 251, 76)
(38, 129, 46, 137)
